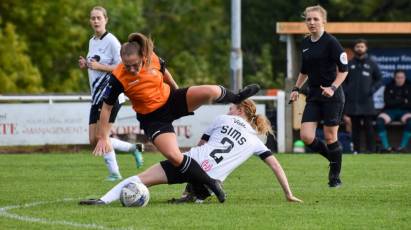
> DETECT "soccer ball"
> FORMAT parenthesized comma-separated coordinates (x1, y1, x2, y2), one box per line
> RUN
(120, 182, 150, 207)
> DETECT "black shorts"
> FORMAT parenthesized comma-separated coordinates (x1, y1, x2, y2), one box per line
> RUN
(89, 100, 121, 125)
(160, 160, 189, 184)
(137, 88, 194, 141)
(160, 160, 212, 200)
(301, 100, 344, 126)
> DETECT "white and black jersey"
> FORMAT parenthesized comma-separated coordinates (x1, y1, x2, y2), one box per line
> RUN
(87, 32, 121, 105)
(184, 115, 271, 181)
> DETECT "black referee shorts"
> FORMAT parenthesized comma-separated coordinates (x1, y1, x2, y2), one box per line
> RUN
(137, 88, 194, 141)
(301, 100, 344, 126)
(89, 100, 121, 125)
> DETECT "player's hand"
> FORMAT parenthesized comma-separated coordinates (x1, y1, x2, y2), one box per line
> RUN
(93, 137, 112, 156)
(289, 91, 299, 104)
(87, 59, 101, 70)
(79, 56, 87, 69)
(320, 85, 334, 98)
(286, 194, 303, 203)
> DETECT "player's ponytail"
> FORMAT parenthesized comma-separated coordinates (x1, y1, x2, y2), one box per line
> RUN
(237, 99, 273, 135)
(253, 114, 272, 135)
(120, 32, 153, 66)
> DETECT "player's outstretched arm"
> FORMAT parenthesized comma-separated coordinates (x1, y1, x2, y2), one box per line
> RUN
(163, 68, 179, 90)
(263, 155, 303, 203)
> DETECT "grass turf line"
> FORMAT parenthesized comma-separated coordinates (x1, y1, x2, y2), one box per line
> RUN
(0, 153, 410, 229)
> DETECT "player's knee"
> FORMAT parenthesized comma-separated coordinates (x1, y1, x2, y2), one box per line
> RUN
(165, 152, 184, 167)
(300, 132, 314, 144)
(378, 113, 391, 123)
(324, 136, 337, 144)
(206, 85, 222, 100)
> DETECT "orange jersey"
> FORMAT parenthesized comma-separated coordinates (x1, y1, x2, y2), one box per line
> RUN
(112, 53, 170, 114)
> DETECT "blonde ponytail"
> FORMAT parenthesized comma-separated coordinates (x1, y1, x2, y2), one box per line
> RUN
(236, 99, 273, 135)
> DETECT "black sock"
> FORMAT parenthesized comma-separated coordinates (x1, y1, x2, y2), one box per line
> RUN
(307, 138, 330, 161)
(327, 141, 342, 177)
(215, 85, 238, 104)
(178, 155, 214, 185)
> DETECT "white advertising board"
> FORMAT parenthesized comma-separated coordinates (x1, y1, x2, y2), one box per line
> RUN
(0, 103, 264, 147)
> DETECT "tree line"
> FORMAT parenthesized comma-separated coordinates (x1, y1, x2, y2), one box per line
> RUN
(1, 0, 410, 94)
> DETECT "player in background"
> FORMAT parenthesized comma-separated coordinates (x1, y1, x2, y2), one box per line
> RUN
(80, 99, 302, 205)
(78, 6, 143, 181)
(289, 5, 348, 187)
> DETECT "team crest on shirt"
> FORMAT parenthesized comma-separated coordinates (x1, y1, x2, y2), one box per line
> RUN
(340, 52, 348, 65)
(201, 160, 213, 172)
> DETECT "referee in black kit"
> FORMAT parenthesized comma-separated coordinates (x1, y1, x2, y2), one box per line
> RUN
(289, 5, 348, 187)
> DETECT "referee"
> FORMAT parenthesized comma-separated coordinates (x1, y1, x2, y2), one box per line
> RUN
(289, 5, 348, 187)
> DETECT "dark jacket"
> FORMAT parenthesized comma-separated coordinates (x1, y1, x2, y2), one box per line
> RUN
(343, 55, 382, 115)
(384, 81, 411, 110)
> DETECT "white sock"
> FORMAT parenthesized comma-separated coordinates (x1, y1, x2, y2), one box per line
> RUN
(100, 175, 142, 204)
(103, 150, 120, 175)
(110, 138, 135, 152)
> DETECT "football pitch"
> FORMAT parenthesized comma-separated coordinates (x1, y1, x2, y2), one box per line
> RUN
(0, 152, 410, 230)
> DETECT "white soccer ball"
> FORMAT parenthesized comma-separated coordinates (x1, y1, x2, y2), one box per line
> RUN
(120, 182, 150, 207)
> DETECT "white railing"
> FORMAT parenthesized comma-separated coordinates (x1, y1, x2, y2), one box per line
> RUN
(0, 92, 286, 152)
(0, 95, 92, 104)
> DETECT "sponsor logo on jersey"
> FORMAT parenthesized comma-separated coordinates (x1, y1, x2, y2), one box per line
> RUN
(201, 160, 213, 172)
(128, 79, 140, 86)
(233, 118, 246, 128)
(303, 48, 309, 53)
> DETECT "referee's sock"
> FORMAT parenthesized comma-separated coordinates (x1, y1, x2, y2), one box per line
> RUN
(178, 155, 225, 203)
(307, 138, 330, 161)
(327, 141, 342, 178)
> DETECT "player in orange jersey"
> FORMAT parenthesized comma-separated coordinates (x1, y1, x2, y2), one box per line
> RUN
(93, 32, 260, 203)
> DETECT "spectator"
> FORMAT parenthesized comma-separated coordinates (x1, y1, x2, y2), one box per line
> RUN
(376, 70, 411, 152)
(343, 39, 383, 153)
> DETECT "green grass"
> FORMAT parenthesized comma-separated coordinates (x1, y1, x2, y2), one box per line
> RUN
(0, 152, 410, 230)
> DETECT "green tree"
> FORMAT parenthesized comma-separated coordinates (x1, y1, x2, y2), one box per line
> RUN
(0, 22, 43, 93)
(0, 0, 145, 93)
(2, 0, 411, 94)
(143, 0, 231, 87)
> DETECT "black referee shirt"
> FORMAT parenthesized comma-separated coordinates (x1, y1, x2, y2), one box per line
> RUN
(301, 32, 348, 87)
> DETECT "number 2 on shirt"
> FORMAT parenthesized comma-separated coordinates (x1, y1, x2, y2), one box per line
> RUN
(209, 137, 234, 164)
